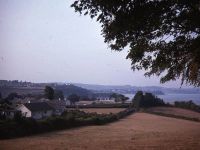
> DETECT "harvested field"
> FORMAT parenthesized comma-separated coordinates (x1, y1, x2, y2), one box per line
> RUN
(79, 108, 125, 114)
(147, 107, 200, 120)
(0, 112, 200, 150)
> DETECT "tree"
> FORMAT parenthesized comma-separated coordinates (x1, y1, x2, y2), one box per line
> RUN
(120, 95, 129, 104)
(71, 0, 200, 86)
(110, 93, 118, 101)
(110, 93, 129, 103)
(5, 92, 22, 101)
(44, 86, 54, 100)
(67, 94, 80, 105)
(132, 91, 165, 110)
(132, 91, 144, 110)
(54, 90, 64, 100)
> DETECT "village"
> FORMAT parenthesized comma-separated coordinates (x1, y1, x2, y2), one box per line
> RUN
(0, 85, 131, 120)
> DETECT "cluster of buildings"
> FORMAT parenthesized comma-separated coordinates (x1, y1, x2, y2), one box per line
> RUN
(0, 98, 66, 120)
(0, 94, 131, 120)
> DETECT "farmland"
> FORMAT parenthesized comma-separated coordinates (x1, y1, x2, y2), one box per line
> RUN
(79, 108, 125, 114)
(147, 107, 200, 120)
(0, 109, 200, 150)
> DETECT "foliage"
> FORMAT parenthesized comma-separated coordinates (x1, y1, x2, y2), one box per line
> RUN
(5, 92, 22, 101)
(110, 93, 129, 103)
(0, 108, 135, 139)
(13, 111, 23, 122)
(174, 100, 200, 112)
(55, 84, 92, 97)
(132, 91, 144, 110)
(132, 91, 165, 109)
(0, 100, 12, 108)
(54, 90, 64, 100)
(67, 94, 80, 105)
(44, 86, 54, 100)
(71, 0, 200, 86)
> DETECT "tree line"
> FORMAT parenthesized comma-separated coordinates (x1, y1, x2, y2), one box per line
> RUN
(132, 91, 166, 110)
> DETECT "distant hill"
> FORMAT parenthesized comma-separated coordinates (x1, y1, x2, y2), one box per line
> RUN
(0, 87, 44, 98)
(73, 83, 200, 95)
(0, 80, 93, 98)
(1, 80, 199, 98)
(54, 84, 93, 97)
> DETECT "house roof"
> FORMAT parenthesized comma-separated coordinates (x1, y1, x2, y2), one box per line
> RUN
(47, 100, 66, 110)
(24, 102, 54, 112)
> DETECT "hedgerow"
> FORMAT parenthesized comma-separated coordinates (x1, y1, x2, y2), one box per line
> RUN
(0, 108, 135, 139)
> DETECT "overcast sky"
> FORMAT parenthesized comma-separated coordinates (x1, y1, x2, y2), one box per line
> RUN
(0, 0, 189, 87)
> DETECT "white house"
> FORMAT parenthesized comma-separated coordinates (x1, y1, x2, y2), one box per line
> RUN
(64, 98, 71, 106)
(17, 102, 54, 119)
(95, 99, 116, 104)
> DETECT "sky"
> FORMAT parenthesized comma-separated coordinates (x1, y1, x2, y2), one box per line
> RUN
(0, 0, 188, 88)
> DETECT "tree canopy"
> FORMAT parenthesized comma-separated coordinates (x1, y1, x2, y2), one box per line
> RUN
(44, 86, 54, 100)
(67, 94, 80, 105)
(54, 90, 64, 100)
(132, 91, 143, 110)
(110, 93, 129, 103)
(5, 92, 22, 101)
(132, 91, 165, 109)
(71, 0, 200, 86)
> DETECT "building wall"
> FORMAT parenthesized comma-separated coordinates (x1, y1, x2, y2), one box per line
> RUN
(65, 100, 71, 106)
(32, 110, 53, 120)
(17, 104, 54, 119)
(17, 105, 32, 117)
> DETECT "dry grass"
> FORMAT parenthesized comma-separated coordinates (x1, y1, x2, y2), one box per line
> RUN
(79, 108, 125, 114)
(1, 112, 200, 150)
(147, 107, 200, 120)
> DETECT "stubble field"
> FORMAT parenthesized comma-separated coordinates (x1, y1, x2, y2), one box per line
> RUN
(0, 108, 200, 150)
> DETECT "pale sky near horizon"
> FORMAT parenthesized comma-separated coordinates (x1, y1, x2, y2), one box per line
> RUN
(0, 0, 190, 88)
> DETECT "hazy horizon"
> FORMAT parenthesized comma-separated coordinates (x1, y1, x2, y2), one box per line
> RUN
(0, 0, 193, 88)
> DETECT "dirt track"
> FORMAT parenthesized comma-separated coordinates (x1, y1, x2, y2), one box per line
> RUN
(0, 113, 200, 150)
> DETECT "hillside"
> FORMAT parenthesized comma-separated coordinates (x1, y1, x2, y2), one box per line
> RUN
(0, 80, 93, 98)
(74, 83, 200, 94)
(54, 84, 93, 97)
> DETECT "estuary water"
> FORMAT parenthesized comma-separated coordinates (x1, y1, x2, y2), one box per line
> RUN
(125, 94, 200, 105)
